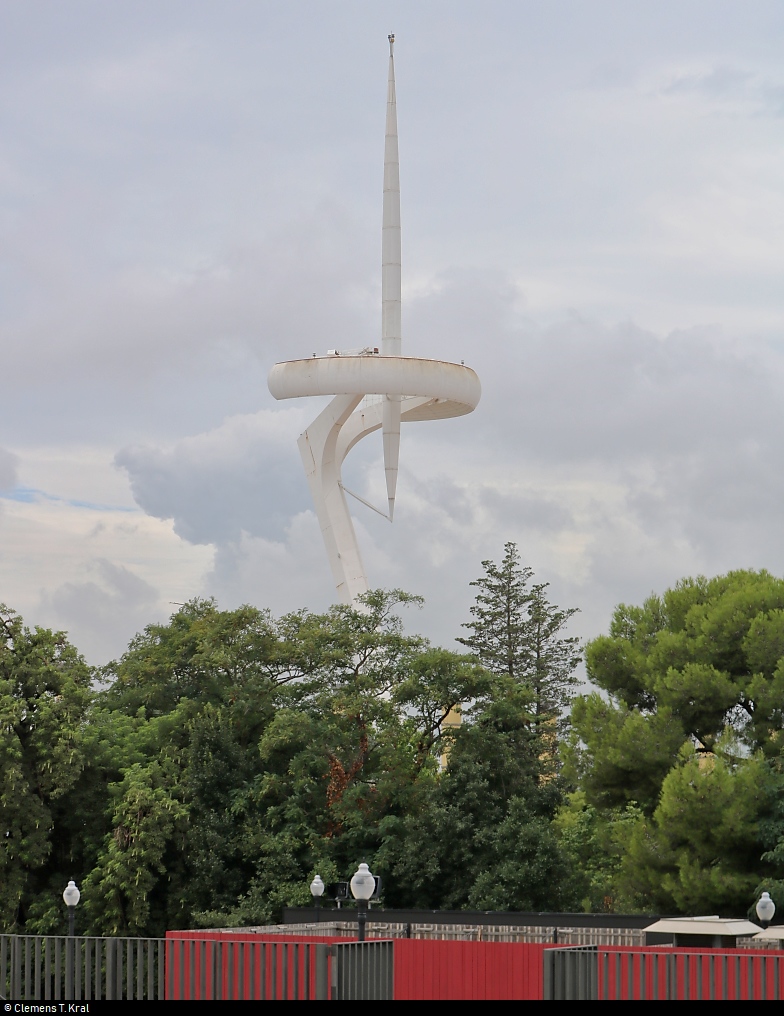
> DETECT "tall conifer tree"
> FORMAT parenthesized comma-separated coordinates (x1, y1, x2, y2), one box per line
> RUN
(458, 543, 581, 725)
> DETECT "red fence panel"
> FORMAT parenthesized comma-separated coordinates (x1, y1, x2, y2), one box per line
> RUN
(166, 932, 784, 1000)
(595, 946, 784, 1001)
(165, 934, 340, 999)
(393, 939, 545, 999)
(166, 934, 545, 1000)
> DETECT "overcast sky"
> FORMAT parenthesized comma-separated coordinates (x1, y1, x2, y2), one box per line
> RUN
(2, 1, 784, 664)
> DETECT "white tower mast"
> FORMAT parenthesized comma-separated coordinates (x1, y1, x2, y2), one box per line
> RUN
(382, 33, 402, 519)
(268, 37, 481, 605)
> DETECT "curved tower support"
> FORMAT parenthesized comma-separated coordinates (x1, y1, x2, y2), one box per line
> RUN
(296, 388, 472, 604)
(297, 393, 367, 603)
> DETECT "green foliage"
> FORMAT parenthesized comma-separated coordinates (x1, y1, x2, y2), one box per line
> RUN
(0, 606, 92, 931)
(565, 569, 784, 914)
(224, 593, 507, 921)
(619, 747, 770, 914)
(82, 762, 187, 935)
(457, 543, 535, 681)
(3, 586, 581, 934)
(376, 678, 580, 910)
(565, 696, 685, 810)
(553, 792, 644, 913)
(570, 570, 784, 813)
(457, 543, 581, 725)
(6, 563, 784, 932)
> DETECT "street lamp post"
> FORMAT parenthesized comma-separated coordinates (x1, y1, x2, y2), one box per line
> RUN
(310, 875, 325, 923)
(350, 863, 375, 942)
(63, 880, 80, 937)
(757, 891, 776, 929)
(62, 881, 81, 1001)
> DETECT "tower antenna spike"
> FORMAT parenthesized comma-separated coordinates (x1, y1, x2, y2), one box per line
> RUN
(382, 31, 401, 518)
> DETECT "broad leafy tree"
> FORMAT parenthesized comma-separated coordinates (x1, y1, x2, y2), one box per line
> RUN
(0, 606, 93, 931)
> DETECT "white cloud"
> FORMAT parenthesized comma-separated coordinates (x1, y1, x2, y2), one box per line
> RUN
(115, 407, 312, 543)
(71, 267, 784, 660)
(2, 3, 784, 662)
(0, 448, 18, 492)
(0, 472, 212, 662)
(44, 559, 160, 665)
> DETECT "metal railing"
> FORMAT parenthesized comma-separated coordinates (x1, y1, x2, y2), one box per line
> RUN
(236, 920, 645, 944)
(0, 935, 165, 1001)
(166, 938, 329, 999)
(544, 945, 598, 1000)
(545, 945, 784, 1000)
(331, 941, 393, 1000)
(166, 936, 394, 1000)
(601, 948, 784, 1000)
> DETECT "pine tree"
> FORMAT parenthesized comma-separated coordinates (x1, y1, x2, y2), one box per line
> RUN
(457, 543, 581, 725)
(527, 582, 582, 720)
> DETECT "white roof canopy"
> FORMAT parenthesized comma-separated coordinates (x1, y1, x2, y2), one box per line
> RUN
(645, 917, 762, 937)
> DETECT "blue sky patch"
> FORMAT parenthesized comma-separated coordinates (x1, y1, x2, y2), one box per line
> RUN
(0, 487, 137, 513)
